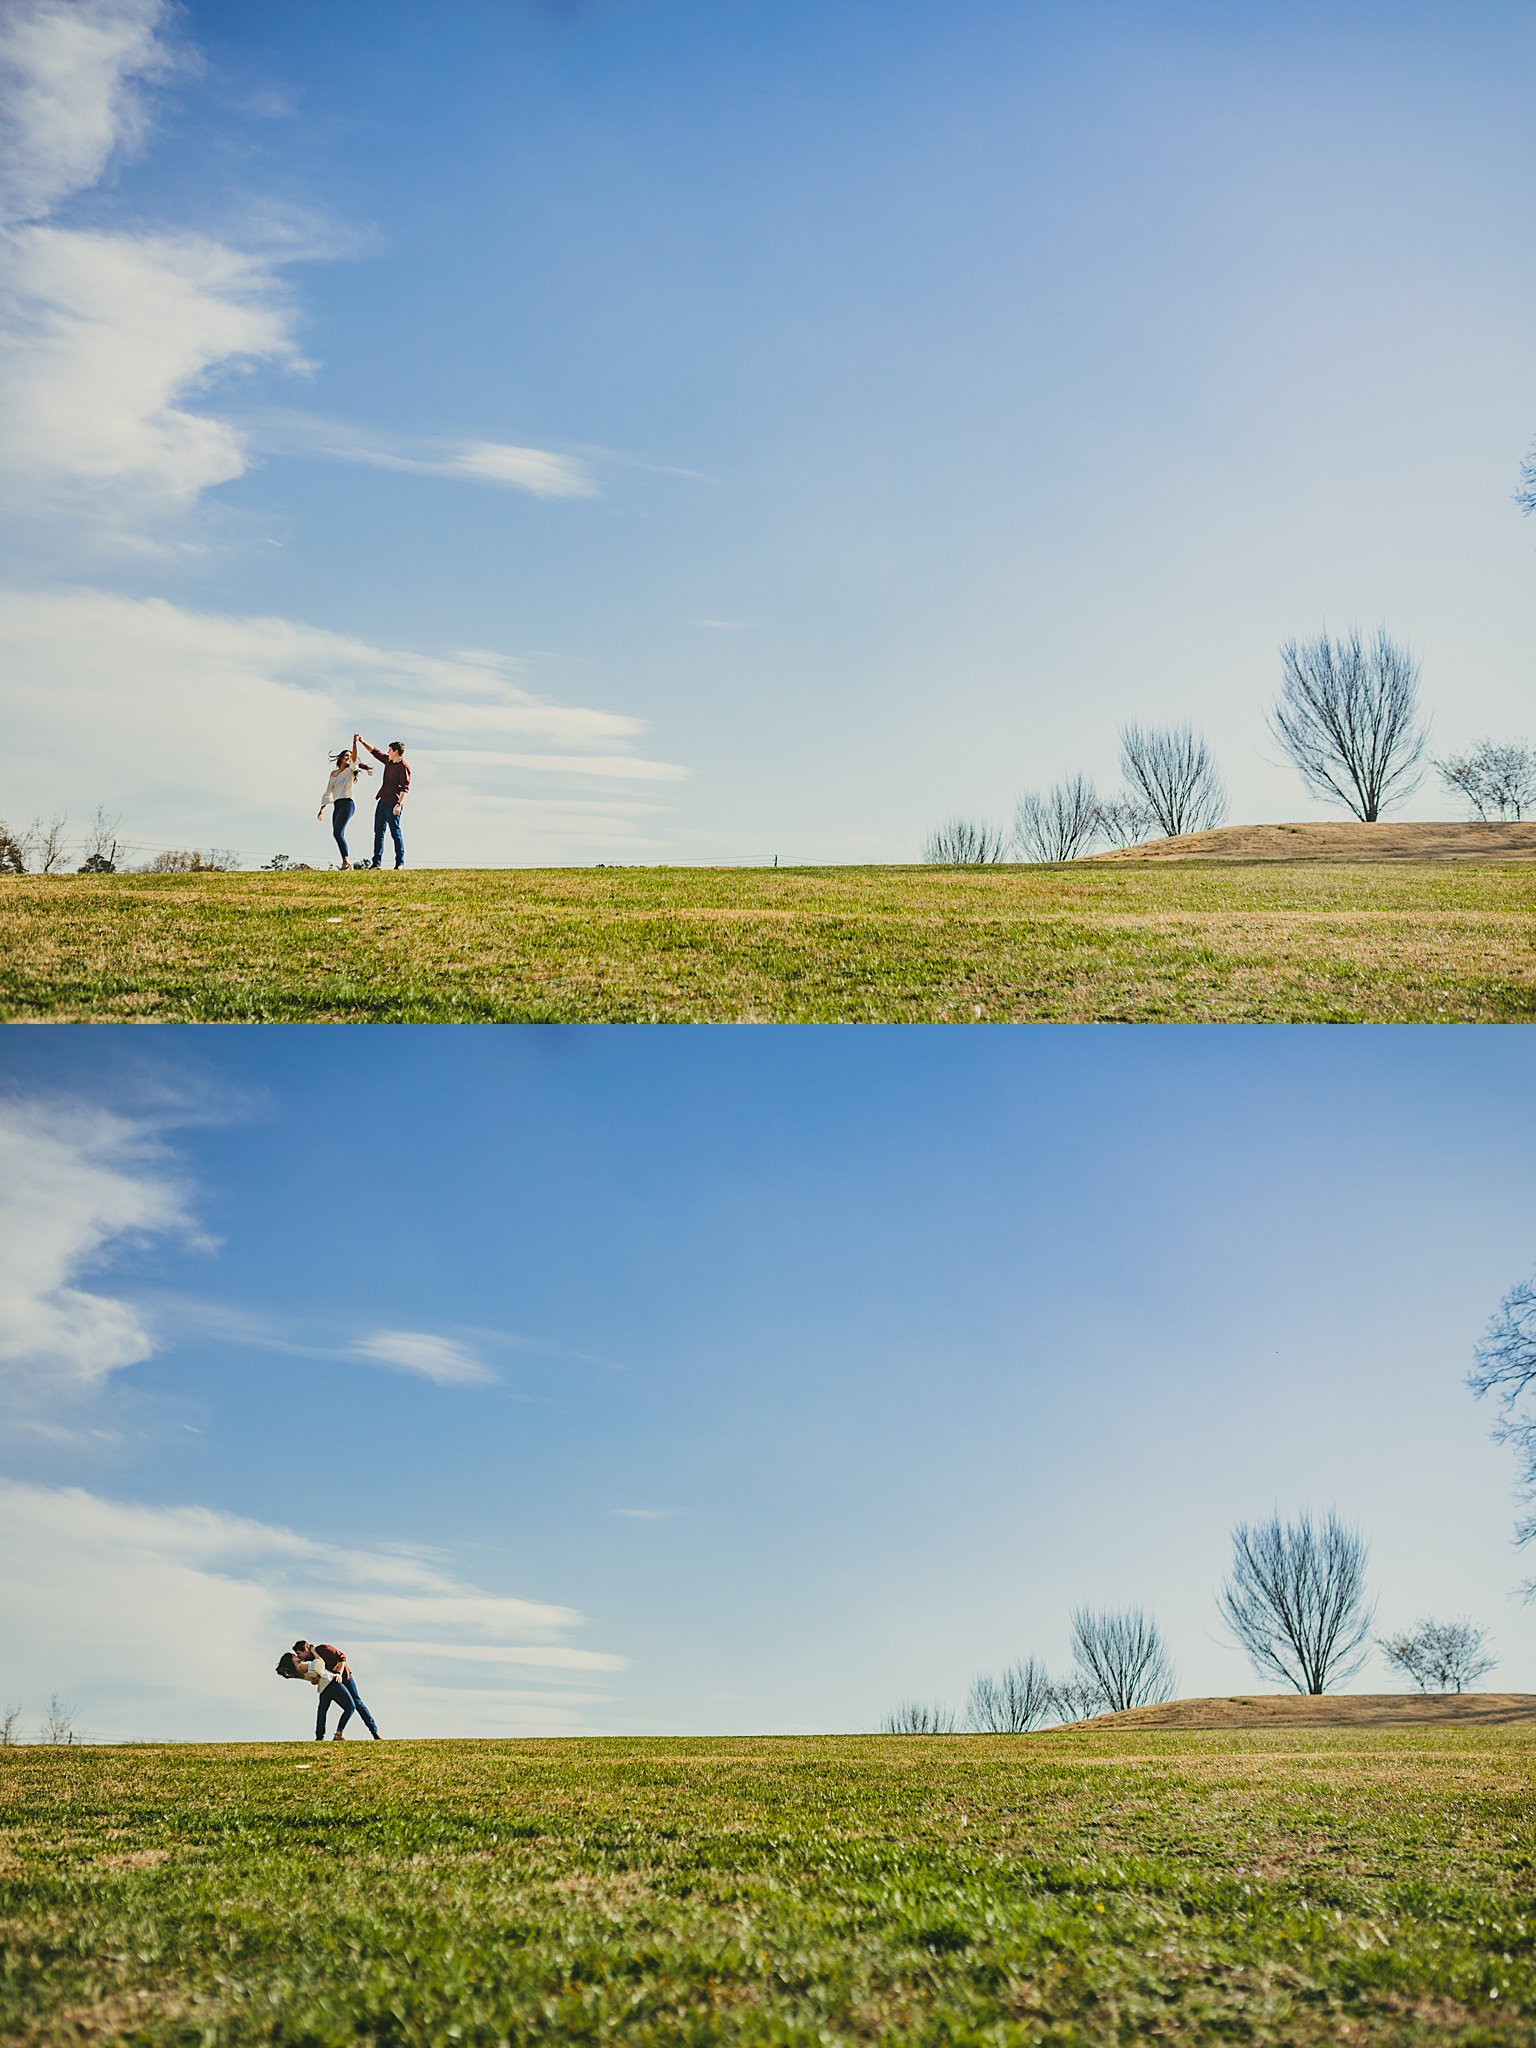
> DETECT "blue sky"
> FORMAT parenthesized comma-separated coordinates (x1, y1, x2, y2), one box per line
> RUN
(3, 1024, 1534, 1739)
(4, 0, 1536, 864)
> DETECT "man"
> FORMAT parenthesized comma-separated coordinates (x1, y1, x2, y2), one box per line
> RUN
(354, 732, 410, 869)
(293, 1637, 382, 1739)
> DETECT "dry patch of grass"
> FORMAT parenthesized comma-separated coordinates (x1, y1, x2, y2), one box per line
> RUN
(1087, 821, 1536, 862)
(1069, 1693, 1536, 1732)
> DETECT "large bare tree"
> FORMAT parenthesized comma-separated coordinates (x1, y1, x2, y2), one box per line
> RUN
(1069, 1606, 1176, 1713)
(1270, 630, 1426, 822)
(1013, 776, 1101, 863)
(1219, 1512, 1374, 1694)
(922, 816, 1009, 865)
(965, 1658, 1053, 1732)
(1437, 741, 1536, 823)
(1380, 1619, 1496, 1694)
(1469, 1274, 1536, 1573)
(1119, 725, 1226, 838)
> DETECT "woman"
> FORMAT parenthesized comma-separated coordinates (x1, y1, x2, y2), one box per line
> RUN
(317, 746, 372, 869)
(276, 1648, 355, 1740)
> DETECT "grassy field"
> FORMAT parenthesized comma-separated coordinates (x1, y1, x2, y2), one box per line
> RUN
(4, 861, 1536, 1021)
(6, 1731, 1536, 2045)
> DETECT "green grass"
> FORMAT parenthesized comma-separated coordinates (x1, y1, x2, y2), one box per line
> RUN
(6, 1731, 1536, 2044)
(3, 862, 1536, 1021)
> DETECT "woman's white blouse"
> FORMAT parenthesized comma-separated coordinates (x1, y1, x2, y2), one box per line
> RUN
(323, 765, 362, 803)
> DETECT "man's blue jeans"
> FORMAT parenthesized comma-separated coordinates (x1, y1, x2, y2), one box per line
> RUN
(341, 1673, 380, 1738)
(372, 802, 405, 868)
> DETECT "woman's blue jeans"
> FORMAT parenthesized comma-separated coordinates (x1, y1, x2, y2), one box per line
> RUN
(315, 1678, 354, 1739)
(331, 797, 354, 860)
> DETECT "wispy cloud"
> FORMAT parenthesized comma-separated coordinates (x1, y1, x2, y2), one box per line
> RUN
(352, 1330, 498, 1388)
(255, 414, 600, 500)
(150, 1295, 613, 1388)
(0, 1479, 627, 1738)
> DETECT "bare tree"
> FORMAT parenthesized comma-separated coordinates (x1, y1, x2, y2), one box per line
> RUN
(0, 1704, 20, 1745)
(0, 823, 26, 874)
(1095, 794, 1158, 850)
(922, 817, 1009, 865)
(1014, 776, 1100, 863)
(1069, 1606, 1176, 1714)
(882, 1699, 956, 1733)
(1045, 1675, 1108, 1725)
(1270, 630, 1426, 822)
(1219, 1511, 1375, 1694)
(26, 814, 70, 874)
(1469, 1275, 1536, 1576)
(1436, 741, 1536, 823)
(39, 1695, 77, 1744)
(1380, 1619, 1496, 1694)
(1119, 725, 1226, 838)
(965, 1658, 1053, 1732)
(76, 805, 122, 875)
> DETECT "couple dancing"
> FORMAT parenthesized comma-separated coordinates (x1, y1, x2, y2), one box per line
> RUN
(317, 732, 411, 870)
(275, 1639, 383, 1741)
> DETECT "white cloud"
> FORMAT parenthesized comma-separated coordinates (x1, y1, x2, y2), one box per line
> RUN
(0, 6, 592, 528)
(0, 1480, 626, 1739)
(446, 441, 595, 497)
(2, 585, 687, 863)
(0, 1097, 188, 1397)
(0, 225, 300, 515)
(0, 0, 305, 523)
(258, 416, 599, 500)
(0, 0, 169, 226)
(613, 1508, 676, 1520)
(354, 1330, 498, 1388)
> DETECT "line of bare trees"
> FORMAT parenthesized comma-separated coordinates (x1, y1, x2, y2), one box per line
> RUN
(883, 1509, 1500, 1731)
(924, 630, 1536, 864)
(0, 807, 240, 876)
(883, 1603, 1177, 1735)
(0, 1696, 79, 1745)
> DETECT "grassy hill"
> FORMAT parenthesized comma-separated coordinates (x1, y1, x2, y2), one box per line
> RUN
(5, 855, 1536, 1021)
(6, 1730, 1536, 2044)
(1064, 1692, 1536, 1730)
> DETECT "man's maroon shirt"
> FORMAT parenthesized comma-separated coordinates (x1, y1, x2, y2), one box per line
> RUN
(366, 745, 411, 809)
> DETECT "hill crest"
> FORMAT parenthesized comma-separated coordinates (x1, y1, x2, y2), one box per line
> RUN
(1056, 1692, 1536, 1730)
(1086, 821, 1536, 862)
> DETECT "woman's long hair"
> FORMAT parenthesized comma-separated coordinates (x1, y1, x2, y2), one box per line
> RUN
(276, 1651, 301, 1679)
